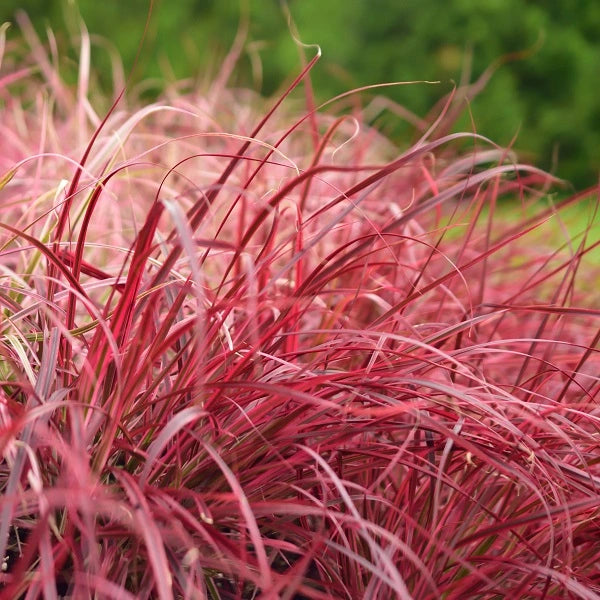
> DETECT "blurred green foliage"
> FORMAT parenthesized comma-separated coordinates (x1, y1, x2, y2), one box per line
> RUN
(2, 0, 599, 188)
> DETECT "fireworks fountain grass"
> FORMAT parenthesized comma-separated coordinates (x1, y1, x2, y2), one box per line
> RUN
(0, 10, 599, 600)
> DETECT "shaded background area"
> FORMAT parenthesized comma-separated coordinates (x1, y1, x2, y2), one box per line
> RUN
(2, 0, 599, 189)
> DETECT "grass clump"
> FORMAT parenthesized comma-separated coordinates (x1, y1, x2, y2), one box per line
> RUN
(0, 12, 599, 600)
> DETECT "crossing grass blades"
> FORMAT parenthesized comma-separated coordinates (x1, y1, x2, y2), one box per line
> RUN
(0, 10, 599, 600)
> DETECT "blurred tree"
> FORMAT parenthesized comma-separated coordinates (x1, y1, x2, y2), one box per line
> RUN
(1, 0, 598, 188)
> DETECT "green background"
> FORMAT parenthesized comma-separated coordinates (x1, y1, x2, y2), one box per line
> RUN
(2, 0, 599, 189)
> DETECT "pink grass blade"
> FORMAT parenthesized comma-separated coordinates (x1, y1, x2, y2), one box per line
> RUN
(202, 442, 274, 593)
(115, 471, 174, 600)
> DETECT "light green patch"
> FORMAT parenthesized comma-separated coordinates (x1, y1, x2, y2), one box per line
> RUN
(0, 167, 16, 191)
